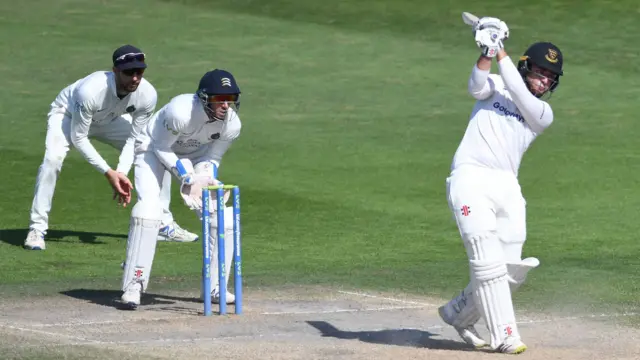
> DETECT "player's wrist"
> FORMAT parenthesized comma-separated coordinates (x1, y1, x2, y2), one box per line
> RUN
(172, 159, 195, 185)
(496, 49, 508, 61)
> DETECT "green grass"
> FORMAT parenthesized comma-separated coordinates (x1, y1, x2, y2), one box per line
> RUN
(0, 0, 638, 316)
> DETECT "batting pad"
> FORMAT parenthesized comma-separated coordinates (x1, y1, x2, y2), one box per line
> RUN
(446, 283, 482, 328)
(470, 259, 520, 348)
(209, 206, 234, 290)
(445, 256, 539, 329)
(122, 201, 163, 292)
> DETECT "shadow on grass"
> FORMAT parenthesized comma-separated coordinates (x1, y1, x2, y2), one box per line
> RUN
(0, 228, 127, 247)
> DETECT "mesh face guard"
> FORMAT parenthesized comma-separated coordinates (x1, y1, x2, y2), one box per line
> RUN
(518, 57, 560, 99)
(196, 69, 241, 122)
(198, 92, 241, 122)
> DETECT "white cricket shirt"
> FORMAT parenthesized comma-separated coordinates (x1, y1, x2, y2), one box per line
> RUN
(138, 94, 241, 172)
(50, 71, 157, 174)
(451, 56, 554, 177)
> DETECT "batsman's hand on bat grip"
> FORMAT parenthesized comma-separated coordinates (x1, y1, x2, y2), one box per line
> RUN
(473, 17, 509, 42)
(473, 16, 509, 35)
(473, 17, 508, 58)
(500, 21, 509, 41)
(475, 28, 503, 58)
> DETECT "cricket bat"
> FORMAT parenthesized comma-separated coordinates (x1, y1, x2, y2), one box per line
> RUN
(461, 12, 479, 27)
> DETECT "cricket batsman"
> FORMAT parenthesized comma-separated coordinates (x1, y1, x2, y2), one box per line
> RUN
(120, 69, 242, 308)
(25, 45, 197, 250)
(437, 16, 564, 354)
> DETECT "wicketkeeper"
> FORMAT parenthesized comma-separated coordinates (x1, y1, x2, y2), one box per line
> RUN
(437, 16, 564, 354)
(120, 69, 242, 308)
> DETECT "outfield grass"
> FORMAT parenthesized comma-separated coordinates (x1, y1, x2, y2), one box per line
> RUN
(0, 0, 638, 313)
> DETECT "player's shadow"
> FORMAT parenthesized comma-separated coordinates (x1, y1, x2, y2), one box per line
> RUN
(306, 321, 473, 351)
(0, 228, 127, 246)
(61, 289, 203, 310)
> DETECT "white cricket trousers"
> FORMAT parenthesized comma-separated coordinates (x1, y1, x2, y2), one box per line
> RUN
(28, 111, 174, 233)
(446, 165, 527, 263)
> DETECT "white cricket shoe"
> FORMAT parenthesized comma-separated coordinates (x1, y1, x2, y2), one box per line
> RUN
(213, 289, 235, 304)
(438, 305, 489, 349)
(495, 336, 527, 354)
(121, 282, 142, 310)
(201, 288, 235, 304)
(24, 229, 46, 250)
(157, 222, 198, 242)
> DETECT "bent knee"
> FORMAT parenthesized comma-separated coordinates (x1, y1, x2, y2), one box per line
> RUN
(470, 260, 508, 282)
(132, 200, 163, 221)
(463, 231, 504, 262)
(42, 151, 67, 171)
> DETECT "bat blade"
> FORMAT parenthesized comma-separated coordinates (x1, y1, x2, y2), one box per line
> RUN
(462, 12, 479, 27)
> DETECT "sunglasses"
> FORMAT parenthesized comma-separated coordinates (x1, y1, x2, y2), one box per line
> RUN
(207, 94, 239, 103)
(122, 68, 145, 76)
(115, 52, 145, 65)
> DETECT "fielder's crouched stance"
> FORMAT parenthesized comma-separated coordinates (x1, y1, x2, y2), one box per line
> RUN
(120, 69, 242, 309)
(437, 16, 564, 354)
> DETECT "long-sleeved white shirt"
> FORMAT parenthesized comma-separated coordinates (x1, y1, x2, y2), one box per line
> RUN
(50, 71, 157, 174)
(137, 94, 241, 173)
(451, 56, 554, 176)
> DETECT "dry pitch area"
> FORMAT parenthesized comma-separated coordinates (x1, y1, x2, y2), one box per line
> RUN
(0, 287, 638, 360)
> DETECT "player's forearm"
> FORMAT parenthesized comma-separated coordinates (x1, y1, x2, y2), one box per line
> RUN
(476, 55, 492, 70)
(468, 59, 493, 100)
(153, 146, 181, 173)
(70, 106, 111, 173)
(115, 137, 135, 175)
(497, 56, 553, 133)
(71, 135, 111, 174)
(116, 115, 148, 175)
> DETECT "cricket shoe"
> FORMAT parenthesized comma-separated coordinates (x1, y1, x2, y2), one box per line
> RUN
(213, 288, 235, 305)
(157, 221, 198, 242)
(438, 305, 489, 349)
(121, 282, 142, 310)
(24, 229, 46, 250)
(201, 288, 235, 304)
(495, 336, 527, 354)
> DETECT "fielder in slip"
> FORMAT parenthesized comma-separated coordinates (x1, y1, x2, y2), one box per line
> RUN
(437, 16, 564, 354)
(120, 69, 242, 309)
(24, 45, 197, 251)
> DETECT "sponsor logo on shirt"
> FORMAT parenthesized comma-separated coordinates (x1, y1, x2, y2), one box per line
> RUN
(74, 101, 85, 113)
(175, 139, 202, 148)
(164, 119, 179, 135)
(493, 102, 524, 123)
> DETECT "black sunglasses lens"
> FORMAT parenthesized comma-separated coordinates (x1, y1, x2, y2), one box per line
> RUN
(123, 69, 144, 76)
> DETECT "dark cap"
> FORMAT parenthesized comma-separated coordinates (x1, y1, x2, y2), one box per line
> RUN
(112, 45, 147, 70)
(197, 69, 241, 96)
(521, 42, 563, 76)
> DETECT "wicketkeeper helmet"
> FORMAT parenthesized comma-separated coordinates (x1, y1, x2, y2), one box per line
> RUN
(196, 69, 241, 120)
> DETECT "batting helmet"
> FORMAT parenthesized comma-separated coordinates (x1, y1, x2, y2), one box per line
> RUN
(517, 42, 563, 96)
